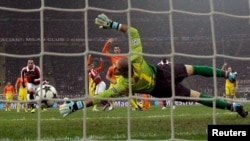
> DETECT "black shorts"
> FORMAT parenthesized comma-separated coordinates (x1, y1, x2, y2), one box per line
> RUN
(150, 63, 191, 98)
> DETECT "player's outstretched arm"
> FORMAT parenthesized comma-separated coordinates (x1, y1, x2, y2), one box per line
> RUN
(59, 101, 84, 117)
(95, 13, 128, 33)
(59, 98, 94, 117)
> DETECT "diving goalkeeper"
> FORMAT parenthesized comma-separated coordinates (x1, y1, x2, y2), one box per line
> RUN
(59, 13, 248, 118)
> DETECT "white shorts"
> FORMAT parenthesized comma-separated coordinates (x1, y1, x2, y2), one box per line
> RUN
(27, 83, 40, 100)
(95, 81, 106, 95)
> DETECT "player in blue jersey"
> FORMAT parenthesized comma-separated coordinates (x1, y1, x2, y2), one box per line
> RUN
(59, 13, 248, 118)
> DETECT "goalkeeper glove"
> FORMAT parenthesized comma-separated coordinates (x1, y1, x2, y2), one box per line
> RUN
(95, 13, 120, 29)
(59, 100, 84, 117)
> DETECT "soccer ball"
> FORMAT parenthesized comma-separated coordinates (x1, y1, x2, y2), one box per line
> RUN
(35, 84, 58, 108)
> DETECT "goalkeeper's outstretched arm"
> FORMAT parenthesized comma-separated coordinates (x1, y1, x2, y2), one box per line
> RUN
(59, 98, 94, 117)
(59, 13, 129, 117)
(95, 13, 128, 33)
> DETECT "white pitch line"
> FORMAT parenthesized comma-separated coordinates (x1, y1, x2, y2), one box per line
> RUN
(0, 112, 237, 121)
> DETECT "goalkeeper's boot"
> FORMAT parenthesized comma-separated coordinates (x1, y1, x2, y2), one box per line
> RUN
(232, 103, 248, 118)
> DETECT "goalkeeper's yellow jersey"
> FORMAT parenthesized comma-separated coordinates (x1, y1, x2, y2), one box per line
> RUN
(93, 27, 157, 105)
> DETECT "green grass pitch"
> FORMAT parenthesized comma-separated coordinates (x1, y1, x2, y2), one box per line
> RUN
(0, 104, 249, 141)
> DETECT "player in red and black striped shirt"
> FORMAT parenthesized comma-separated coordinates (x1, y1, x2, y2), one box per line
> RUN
(20, 58, 41, 113)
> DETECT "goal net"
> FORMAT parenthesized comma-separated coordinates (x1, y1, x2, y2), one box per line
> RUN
(0, 0, 249, 140)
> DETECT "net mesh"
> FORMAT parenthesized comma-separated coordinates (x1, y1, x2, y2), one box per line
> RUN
(0, 0, 250, 140)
